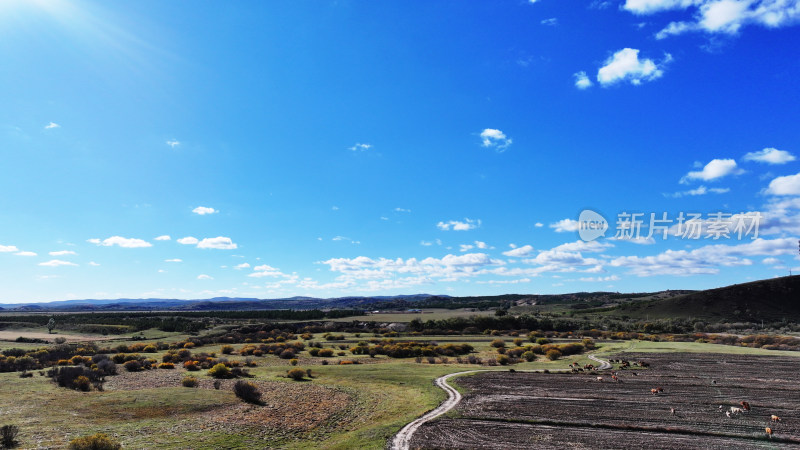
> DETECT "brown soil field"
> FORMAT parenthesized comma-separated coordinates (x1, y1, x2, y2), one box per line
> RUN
(410, 353, 800, 449)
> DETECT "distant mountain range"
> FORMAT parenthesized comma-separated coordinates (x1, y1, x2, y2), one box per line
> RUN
(0, 294, 446, 312)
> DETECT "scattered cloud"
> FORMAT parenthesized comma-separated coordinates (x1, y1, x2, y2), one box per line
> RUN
(534, 222, 544, 228)
(580, 275, 620, 282)
(88, 261, 100, 266)
(349, 143, 372, 151)
(197, 236, 238, 250)
(39, 259, 78, 267)
(681, 158, 743, 183)
(165, 258, 182, 262)
(667, 185, 730, 197)
(0, 245, 19, 253)
(574, 71, 593, 89)
(437, 218, 481, 231)
(479, 129, 512, 152)
(49, 250, 77, 256)
(420, 239, 442, 246)
(395, 207, 411, 213)
(177, 237, 199, 245)
(15, 251, 37, 256)
(503, 245, 535, 257)
(87, 236, 152, 248)
(154, 235, 171, 241)
(766, 172, 800, 196)
(541, 17, 558, 26)
(192, 206, 218, 215)
(197, 274, 213, 280)
(166, 139, 180, 148)
(459, 244, 474, 252)
(550, 219, 580, 233)
(597, 48, 671, 86)
(234, 263, 251, 270)
(743, 147, 796, 164)
(631, 0, 800, 38)
(44, 122, 60, 129)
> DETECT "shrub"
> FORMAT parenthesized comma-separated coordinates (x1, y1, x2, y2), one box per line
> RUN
(158, 363, 174, 369)
(522, 351, 535, 362)
(233, 380, 262, 404)
(289, 359, 298, 366)
(513, 338, 524, 346)
(279, 349, 295, 359)
(318, 349, 334, 357)
(490, 339, 505, 348)
(536, 338, 550, 345)
(143, 344, 157, 353)
(182, 376, 199, 388)
(123, 360, 142, 372)
(545, 349, 562, 360)
(54, 337, 67, 344)
(74, 375, 91, 392)
(208, 363, 231, 379)
(184, 361, 200, 371)
(213, 380, 221, 390)
(497, 355, 510, 365)
(68, 433, 121, 450)
(221, 345, 234, 355)
(287, 368, 306, 381)
(48, 366, 103, 391)
(1, 424, 19, 448)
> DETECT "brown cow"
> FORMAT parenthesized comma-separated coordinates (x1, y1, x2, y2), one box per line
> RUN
(651, 388, 659, 395)
(740, 401, 750, 411)
(771, 415, 782, 422)
(766, 427, 773, 437)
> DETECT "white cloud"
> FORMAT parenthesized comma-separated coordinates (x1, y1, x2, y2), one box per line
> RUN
(632, 0, 800, 38)
(534, 222, 544, 228)
(15, 251, 37, 256)
(762, 257, 781, 265)
(574, 71, 593, 89)
(165, 258, 182, 262)
(610, 237, 795, 276)
(349, 143, 372, 151)
(744, 147, 796, 164)
(177, 237, 199, 245)
(597, 48, 670, 86)
(541, 17, 558, 25)
(459, 244, 474, 252)
(39, 259, 78, 267)
(766, 172, 800, 195)
(197, 274, 213, 280)
(479, 129, 512, 152)
(550, 218, 580, 232)
(580, 275, 621, 282)
(234, 263, 251, 270)
(681, 158, 743, 183)
(88, 261, 100, 266)
(88, 236, 152, 248)
(192, 206, 218, 215)
(44, 122, 60, 129)
(155, 235, 171, 241)
(503, 245, 535, 257)
(332, 236, 361, 244)
(0, 245, 19, 253)
(551, 240, 614, 253)
(668, 185, 730, 197)
(166, 139, 180, 148)
(437, 218, 481, 231)
(395, 207, 411, 213)
(197, 236, 238, 250)
(49, 250, 76, 256)
(420, 239, 442, 246)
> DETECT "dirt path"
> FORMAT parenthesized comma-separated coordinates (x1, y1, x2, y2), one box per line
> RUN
(390, 354, 612, 450)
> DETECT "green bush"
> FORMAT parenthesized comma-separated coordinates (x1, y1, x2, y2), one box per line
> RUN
(208, 363, 231, 379)
(490, 339, 505, 348)
(545, 349, 562, 360)
(68, 433, 122, 450)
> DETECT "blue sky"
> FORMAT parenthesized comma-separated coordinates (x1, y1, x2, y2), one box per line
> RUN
(1, 0, 800, 303)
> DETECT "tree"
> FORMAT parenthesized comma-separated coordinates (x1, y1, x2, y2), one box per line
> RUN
(46, 317, 55, 334)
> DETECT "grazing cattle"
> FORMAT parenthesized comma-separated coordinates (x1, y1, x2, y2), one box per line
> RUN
(611, 375, 618, 382)
(656, 387, 664, 393)
(718, 405, 723, 410)
(766, 427, 773, 437)
(730, 407, 743, 415)
(596, 376, 604, 382)
(725, 411, 731, 418)
(670, 408, 676, 416)
(771, 415, 782, 422)
(740, 401, 750, 411)
(651, 388, 659, 395)
(631, 372, 638, 376)
(711, 380, 716, 385)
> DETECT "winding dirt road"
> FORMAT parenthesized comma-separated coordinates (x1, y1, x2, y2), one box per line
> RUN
(390, 354, 612, 450)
